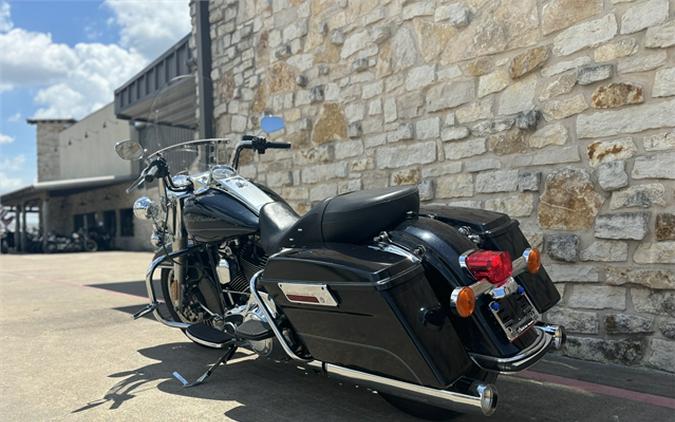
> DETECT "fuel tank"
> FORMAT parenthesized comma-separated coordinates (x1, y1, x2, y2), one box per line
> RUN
(183, 188, 259, 243)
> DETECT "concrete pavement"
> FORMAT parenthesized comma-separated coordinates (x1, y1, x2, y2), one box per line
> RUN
(0, 252, 673, 421)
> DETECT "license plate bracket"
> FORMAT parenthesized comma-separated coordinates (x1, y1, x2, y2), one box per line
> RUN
(489, 292, 539, 342)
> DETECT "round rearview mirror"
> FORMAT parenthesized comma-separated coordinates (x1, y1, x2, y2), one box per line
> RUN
(260, 115, 285, 134)
(115, 139, 144, 161)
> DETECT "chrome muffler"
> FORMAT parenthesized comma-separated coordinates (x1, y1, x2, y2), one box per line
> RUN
(307, 361, 498, 416)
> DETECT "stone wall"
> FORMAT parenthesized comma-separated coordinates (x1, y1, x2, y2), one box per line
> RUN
(48, 183, 153, 251)
(196, 0, 675, 372)
(31, 120, 75, 182)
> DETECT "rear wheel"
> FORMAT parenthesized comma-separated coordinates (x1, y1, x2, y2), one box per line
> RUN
(84, 239, 98, 252)
(380, 394, 461, 421)
(381, 370, 498, 420)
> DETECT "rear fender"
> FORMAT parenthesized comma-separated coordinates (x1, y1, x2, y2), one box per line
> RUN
(390, 217, 536, 358)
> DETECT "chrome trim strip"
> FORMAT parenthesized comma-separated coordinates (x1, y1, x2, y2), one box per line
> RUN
(323, 363, 497, 416)
(249, 270, 310, 363)
(468, 324, 560, 373)
(277, 282, 338, 307)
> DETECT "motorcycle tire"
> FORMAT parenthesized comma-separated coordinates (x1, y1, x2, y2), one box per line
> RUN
(379, 393, 461, 421)
(159, 268, 221, 349)
(84, 239, 98, 252)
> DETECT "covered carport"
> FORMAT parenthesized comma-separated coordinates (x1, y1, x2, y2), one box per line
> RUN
(0, 175, 133, 252)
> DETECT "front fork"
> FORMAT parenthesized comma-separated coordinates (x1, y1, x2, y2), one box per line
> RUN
(170, 182, 186, 310)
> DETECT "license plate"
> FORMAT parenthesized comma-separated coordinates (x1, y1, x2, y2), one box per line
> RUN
(489, 292, 539, 342)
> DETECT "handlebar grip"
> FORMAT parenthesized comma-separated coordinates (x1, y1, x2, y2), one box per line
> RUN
(266, 141, 291, 149)
(147, 166, 159, 177)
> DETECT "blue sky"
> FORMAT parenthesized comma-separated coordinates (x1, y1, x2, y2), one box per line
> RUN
(0, 0, 191, 193)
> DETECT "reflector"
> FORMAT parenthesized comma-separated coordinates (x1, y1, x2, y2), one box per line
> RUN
(465, 250, 513, 285)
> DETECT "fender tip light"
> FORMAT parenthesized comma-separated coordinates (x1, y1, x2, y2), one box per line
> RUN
(451, 286, 476, 318)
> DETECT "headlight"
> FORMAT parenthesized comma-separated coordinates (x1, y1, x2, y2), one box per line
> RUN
(133, 196, 159, 220)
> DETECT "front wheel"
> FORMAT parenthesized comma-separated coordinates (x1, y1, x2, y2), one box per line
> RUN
(159, 268, 222, 349)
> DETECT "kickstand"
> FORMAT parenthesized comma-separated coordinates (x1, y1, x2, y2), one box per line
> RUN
(173, 343, 237, 388)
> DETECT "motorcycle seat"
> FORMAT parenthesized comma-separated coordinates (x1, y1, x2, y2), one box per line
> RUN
(259, 186, 419, 254)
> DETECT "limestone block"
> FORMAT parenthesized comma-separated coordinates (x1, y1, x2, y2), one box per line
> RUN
(580, 240, 628, 262)
(656, 213, 675, 241)
(596, 161, 628, 191)
(553, 14, 618, 56)
(620, 0, 669, 35)
(594, 212, 650, 240)
(538, 168, 603, 230)
(632, 152, 675, 179)
(606, 267, 675, 289)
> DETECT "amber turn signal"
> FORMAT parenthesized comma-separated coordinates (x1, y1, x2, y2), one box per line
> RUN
(526, 248, 541, 273)
(451, 286, 476, 318)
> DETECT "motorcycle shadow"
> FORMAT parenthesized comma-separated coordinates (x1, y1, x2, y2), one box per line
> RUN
(72, 342, 456, 422)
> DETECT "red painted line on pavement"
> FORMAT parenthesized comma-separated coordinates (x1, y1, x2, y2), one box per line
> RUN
(6, 267, 674, 408)
(518, 370, 675, 410)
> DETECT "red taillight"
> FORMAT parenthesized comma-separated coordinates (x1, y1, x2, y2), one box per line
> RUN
(465, 250, 513, 285)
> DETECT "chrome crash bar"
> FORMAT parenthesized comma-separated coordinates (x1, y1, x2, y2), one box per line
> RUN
(469, 323, 566, 373)
(139, 249, 192, 329)
(249, 271, 498, 416)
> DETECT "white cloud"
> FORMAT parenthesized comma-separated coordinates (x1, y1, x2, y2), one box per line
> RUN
(0, 28, 79, 89)
(0, 133, 14, 144)
(0, 154, 26, 170)
(33, 43, 146, 118)
(0, 1, 189, 119)
(0, 172, 23, 193)
(0, 1, 11, 32)
(7, 112, 21, 123)
(0, 155, 27, 192)
(104, 0, 191, 60)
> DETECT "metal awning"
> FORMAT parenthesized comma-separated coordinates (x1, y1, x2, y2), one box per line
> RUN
(114, 34, 196, 129)
(0, 175, 135, 205)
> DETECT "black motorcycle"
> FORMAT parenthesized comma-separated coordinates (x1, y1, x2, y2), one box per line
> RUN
(115, 116, 564, 419)
(44, 229, 98, 253)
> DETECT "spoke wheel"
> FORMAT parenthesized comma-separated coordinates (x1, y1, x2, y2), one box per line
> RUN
(159, 268, 221, 349)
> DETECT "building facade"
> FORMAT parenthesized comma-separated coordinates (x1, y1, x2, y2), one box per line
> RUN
(1, 104, 153, 251)
(191, 0, 675, 372)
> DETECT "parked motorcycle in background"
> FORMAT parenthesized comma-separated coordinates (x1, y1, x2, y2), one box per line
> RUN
(44, 229, 98, 253)
(115, 115, 566, 420)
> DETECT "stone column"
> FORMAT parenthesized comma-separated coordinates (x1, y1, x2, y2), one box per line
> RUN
(21, 203, 27, 253)
(41, 197, 50, 251)
(14, 205, 21, 252)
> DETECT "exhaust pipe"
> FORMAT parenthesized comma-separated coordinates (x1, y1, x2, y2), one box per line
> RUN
(308, 361, 498, 416)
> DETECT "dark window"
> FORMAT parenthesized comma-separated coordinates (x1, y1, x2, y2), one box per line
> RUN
(103, 210, 117, 237)
(73, 214, 85, 232)
(85, 212, 96, 229)
(120, 208, 134, 237)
